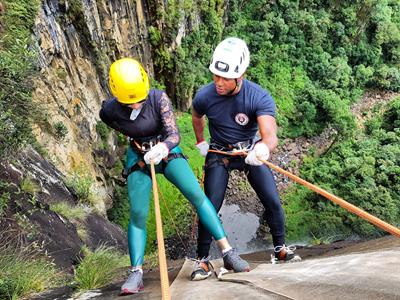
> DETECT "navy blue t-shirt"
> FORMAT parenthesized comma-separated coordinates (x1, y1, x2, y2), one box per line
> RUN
(192, 79, 276, 145)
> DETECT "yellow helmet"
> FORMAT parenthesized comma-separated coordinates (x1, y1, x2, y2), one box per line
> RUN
(109, 58, 150, 104)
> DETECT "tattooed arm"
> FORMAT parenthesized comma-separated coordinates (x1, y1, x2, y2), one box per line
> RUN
(159, 92, 180, 150)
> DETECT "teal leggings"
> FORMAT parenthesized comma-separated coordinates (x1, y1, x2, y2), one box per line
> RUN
(125, 146, 226, 266)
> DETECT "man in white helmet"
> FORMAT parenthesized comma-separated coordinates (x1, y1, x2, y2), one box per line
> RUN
(191, 37, 301, 280)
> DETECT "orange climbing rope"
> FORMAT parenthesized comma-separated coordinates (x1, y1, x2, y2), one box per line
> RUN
(208, 149, 400, 238)
(150, 161, 171, 300)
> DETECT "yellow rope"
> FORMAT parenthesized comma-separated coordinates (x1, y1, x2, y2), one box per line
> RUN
(150, 162, 171, 300)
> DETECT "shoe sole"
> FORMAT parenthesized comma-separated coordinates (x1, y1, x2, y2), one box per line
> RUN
(224, 266, 251, 272)
(120, 285, 144, 295)
(271, 255, 302, 264)
(224, 263, 250, 272)
(191, 271, 212, 281)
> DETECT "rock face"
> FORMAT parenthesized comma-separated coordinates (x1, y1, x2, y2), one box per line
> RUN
(0, 147, 127, 270)
(0, 0, 206, 270)
(31, 0, 156, 210)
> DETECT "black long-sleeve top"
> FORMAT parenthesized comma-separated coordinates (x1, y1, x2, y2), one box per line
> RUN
(99, 89, 180, 150)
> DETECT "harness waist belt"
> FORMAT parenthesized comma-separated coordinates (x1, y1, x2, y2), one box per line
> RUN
(209, 139, 254, 152)
(130, 135, 162, 153)
(122, 152, 186, 180)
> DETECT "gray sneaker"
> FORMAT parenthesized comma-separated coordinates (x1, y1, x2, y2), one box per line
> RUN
(120, 269, 144, 295)
(271, 245, 301, 264)
(223, 248, 250, 272)
(190, 257, 212, 281)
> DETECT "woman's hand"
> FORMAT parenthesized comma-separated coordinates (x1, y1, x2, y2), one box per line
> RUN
(144, 143, 169, 165)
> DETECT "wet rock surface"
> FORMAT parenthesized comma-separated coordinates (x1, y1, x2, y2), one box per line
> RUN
(0, 147, 128, 271)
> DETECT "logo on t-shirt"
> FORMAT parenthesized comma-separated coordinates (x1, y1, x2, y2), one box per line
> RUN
(234, 113, 249, 126)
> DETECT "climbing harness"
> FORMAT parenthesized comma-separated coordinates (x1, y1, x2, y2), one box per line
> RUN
(205, 140, 254, 171)
(129, 136, 162, 153)
(122, 142, 187, 181)
(209, 139, 253, 153)
(122, 159, 148, 179)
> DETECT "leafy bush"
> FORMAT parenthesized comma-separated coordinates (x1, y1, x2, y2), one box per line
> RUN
(157, 0, 400, 137)
(54, 121, 69, 140)
(283, 97, 400, 239)
(20, 177, 41, 195)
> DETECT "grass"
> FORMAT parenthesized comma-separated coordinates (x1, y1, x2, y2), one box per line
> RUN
(74, 245, 130, 291)
(0, 0, 41, 160)
(50, 201, 88, 220)
(20, 177, 40, 194)
(65, 166, 94, 204)
(0, 239, 59, 300)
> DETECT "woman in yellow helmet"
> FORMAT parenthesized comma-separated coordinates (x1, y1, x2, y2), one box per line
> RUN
(100, 58, 249, 295)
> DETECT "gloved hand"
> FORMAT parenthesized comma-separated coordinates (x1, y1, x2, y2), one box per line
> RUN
(195, 140, 209, 157)
(144, 142, 169, 165)
(245, 142, 270, 166)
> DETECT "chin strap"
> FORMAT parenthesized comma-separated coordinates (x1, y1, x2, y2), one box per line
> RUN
(226, 78, 241, 96)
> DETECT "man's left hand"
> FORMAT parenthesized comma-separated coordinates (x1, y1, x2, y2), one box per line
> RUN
(144, 142, 169, 165)
(245, 142, 270, 166)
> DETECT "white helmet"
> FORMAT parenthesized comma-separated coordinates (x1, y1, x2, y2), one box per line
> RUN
(209, 37, 250, 79)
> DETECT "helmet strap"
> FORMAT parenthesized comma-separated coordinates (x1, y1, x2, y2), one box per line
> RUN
(226, 78, 242, 96)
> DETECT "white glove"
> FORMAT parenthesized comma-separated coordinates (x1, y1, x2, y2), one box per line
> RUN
(245, 143, 270, 166)
(144, 142, 169, 165)
(195, 141, 209, 157)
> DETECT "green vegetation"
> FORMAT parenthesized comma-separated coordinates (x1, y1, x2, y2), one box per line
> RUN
(0, 0, 41, 160)
(95, 121, 110, 142)
(54, 121, 69, 140)
(147, 0, 399, 242)
(148, 0, 225, 110)
(0, 241, 58, 300)
(283, 97, 400, 241)
(50, 201, 87, 220)
(107, 185, 130, 231)
(95, 120, 112, 150)
(20, 176, 40, 195)
(221, 0, 399, 138)
(66, 166, 95, 204)
(74, 245, 129, 291)
(0, 181, 10, 217)
(152, 0, 399, 137)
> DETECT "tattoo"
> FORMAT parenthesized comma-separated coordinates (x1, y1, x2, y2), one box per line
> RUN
(159, 92, 180, 149)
